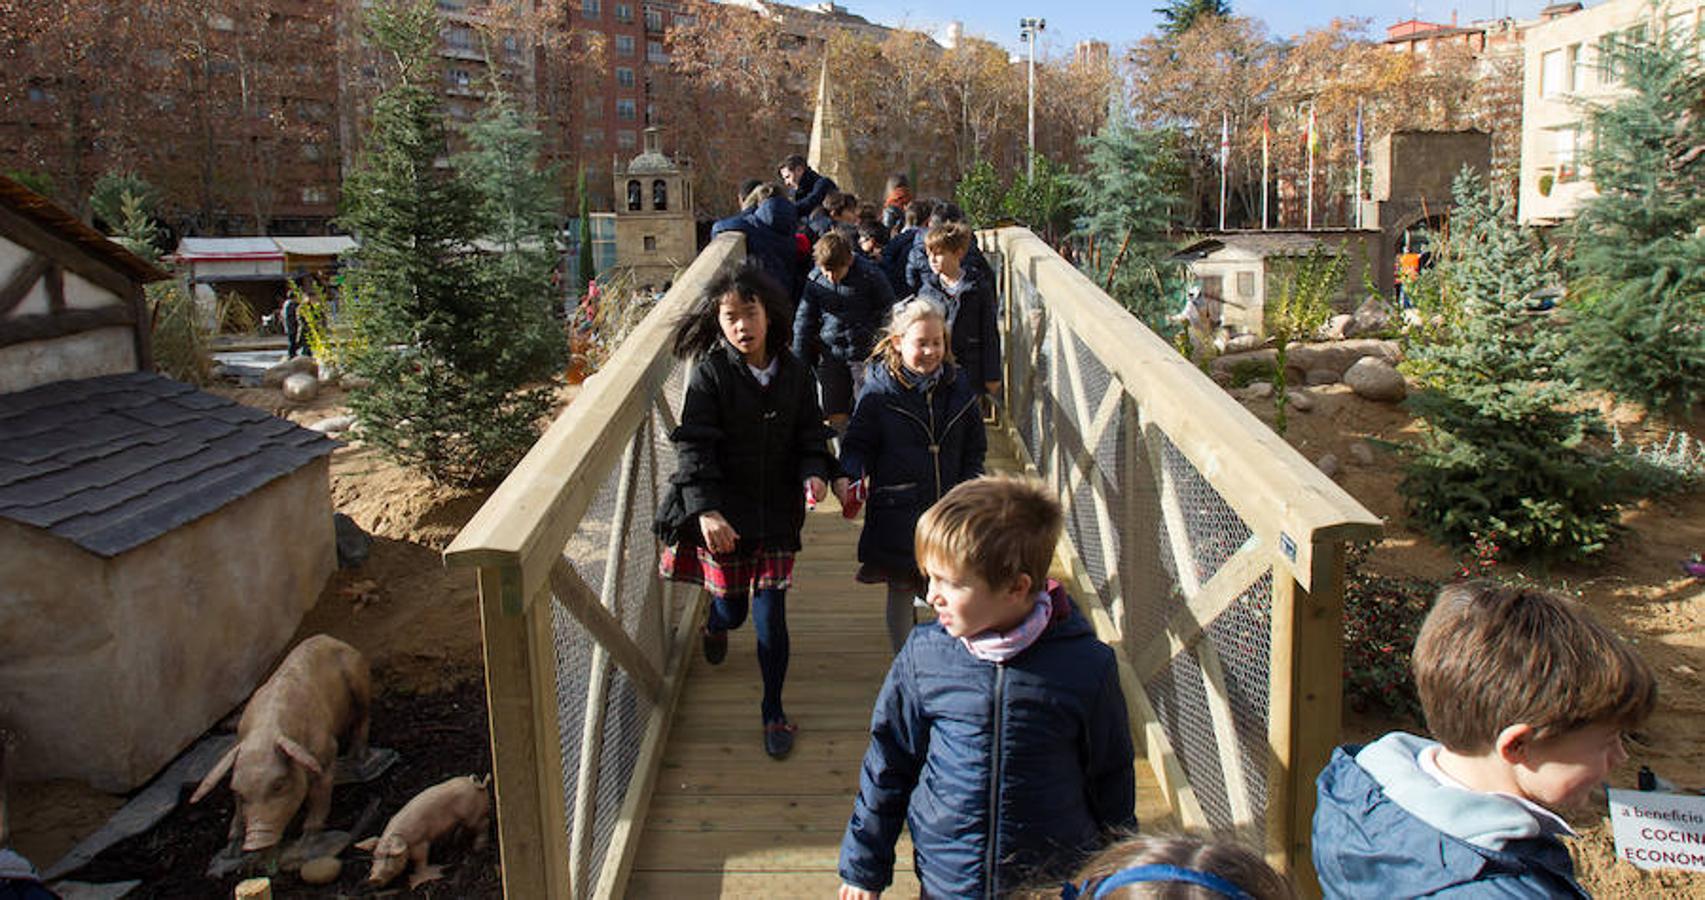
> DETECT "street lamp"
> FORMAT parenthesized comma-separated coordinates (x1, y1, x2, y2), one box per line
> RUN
(1019, 17, 1045, 181)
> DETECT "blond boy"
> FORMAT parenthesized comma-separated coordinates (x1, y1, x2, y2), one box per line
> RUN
(1313, 581, 1657, 898)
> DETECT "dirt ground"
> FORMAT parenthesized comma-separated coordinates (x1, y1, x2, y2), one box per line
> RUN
(7, 375, 1702, 896)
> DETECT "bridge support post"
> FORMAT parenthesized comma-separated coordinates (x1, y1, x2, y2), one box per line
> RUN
(1266, 541, 1347, 898)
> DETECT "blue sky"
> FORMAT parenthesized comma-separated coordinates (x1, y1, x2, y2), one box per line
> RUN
(834, 0, 1565, 55)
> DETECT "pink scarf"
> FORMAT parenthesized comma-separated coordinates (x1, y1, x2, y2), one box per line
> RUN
(960, 595, 1053, 663)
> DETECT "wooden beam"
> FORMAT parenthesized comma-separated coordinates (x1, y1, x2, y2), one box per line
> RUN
(1131, 540, 1269, 683)
(0, 304, 136, 348)
(44, 264, 64, 311)
(569, 644, 611, 899)
(549, 557, 663, 702)
(0, 255, 49, 315)
(0, 204, 141, 299)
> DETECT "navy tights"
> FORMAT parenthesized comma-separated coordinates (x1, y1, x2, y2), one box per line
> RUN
(706, 587, 790, 723)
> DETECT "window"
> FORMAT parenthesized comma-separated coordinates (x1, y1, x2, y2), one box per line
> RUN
(447, 67, 472, 89)
(1236, 270, 1255, 298)
(1569, 41, 1590, 91)
(1540, 48, 1566, 98)
(302, 142, 325, 161)
(584, 95, 603, 113)
(646, 40, 667, 63)
(675, 13, 696, 27)
(616, 66, 635, 88)
(503, 35, 520, 58)
(617, 99, 636, 120)
(627, 180, 642, 211)
(583, 128, 603, 146)
(615, 3, 633, 22)
(1551, 126, 1581, 181)
(652, 179, 668, 210)
(581, 0, 601, 17)
(643, 235, 657, 252)
(615, 35, 635, 56)
(644, 7, 664, 31)
(446, 24, 474, 50)
(27, 85, 47, 103)
(301, 186, 330, 204)
(617, 130, 637, 149)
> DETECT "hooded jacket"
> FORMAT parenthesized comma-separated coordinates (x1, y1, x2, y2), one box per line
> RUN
(1313, 732, 1589, 899)
(838, 361, 985, 576)
(653, 340, 837, 552)
(916, 266, 1002, 389)
(838, 584, 1137, 898)
(792, 255, 897, 367)
(710, 198, 806, 300)
(791, 165, 839, 221)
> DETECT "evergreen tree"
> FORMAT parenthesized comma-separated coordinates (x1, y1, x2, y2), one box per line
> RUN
(1073, 122, 1190, 337)
(953, 159, 1004, 228)
(1400, 168, 1627, 561)
(1566, 31, 1705, 416)
(1154, 0, 1232, 38)
(339, 0, 557, 485)
(1003, 154, 1079, 243)
(576, 165, 596, 290)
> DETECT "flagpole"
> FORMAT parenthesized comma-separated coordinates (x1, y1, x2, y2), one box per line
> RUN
(1261, 110, 1269, 231)
(1306, 104, 1316, 230)
(1218, 110, 1229, 231)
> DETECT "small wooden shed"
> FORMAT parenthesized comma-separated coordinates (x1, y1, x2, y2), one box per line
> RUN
(0, 176, 337, 791)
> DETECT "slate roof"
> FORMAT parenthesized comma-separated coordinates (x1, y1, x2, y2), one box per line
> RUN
(0, 372, 335, 558)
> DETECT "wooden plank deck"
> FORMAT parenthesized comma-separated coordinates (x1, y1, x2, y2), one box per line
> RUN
(626, 440, 1171, 897)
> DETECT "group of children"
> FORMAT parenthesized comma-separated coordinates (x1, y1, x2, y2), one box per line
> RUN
(643, 159, 1661, 898)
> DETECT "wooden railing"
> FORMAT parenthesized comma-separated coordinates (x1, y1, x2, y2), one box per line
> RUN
(980, 227, 1381, 889)
(444, 233, 746, 899)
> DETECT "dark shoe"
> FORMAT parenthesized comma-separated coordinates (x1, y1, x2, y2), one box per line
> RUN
(702, 627, 727, 665)
(763, 720, 797, 759)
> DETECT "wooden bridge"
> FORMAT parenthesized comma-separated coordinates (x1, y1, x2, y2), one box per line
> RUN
(445, 229, 1381, 898)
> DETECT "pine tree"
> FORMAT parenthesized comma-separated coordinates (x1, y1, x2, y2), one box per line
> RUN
(1566, 31, 1705, 416)
(1154, 0, 1232, 38)
(576, 165, 596, 290)
(1073, 122, 1190, 336)
(339, 0, 557, 485)
(1400, 168, 1627, 560)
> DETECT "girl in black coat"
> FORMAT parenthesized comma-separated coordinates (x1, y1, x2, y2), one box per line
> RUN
(655, 263, 847, 758)
(839, 299, 987, 651)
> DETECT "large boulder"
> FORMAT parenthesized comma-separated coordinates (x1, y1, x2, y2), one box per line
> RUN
(261, 355, 318, 388)
(1345, 297, 1394, 337)
(1343, 357, 1408, 402)
(282, 372, 320, 403)
(1285, 339, 1403, 378)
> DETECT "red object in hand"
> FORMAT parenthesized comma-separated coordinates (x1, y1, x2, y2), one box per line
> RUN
(842, 480, 866, 519)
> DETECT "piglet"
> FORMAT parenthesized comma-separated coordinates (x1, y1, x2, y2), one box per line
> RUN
(190, 634, 371, 853)
(355, 774, 491, 888)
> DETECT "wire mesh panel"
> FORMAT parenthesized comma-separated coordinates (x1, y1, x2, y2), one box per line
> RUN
(1003, 265, 1278, 844)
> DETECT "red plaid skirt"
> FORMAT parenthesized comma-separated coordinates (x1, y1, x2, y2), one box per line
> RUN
(659, 544, 795, 598)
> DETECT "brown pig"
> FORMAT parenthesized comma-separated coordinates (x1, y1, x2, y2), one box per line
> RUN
(190, 634, 371, 853)
(355, 774, 491, 888)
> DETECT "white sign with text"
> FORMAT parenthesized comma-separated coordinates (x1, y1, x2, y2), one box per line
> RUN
(1608, 788, 1705, 873)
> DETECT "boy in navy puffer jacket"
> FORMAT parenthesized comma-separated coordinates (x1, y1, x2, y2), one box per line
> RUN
(794, 231, 896, 432)
(837, 477, 1136, 899)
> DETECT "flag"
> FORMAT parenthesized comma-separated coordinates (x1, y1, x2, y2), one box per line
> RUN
(1354, 101, 1364, 164)
(1219, 111, 1230, 167)
(1307, 106, 1319, 155)
(1354, 100, 1365, 229)
(1261, 110, 1270, 230)
(1306, 105, 1317, 230)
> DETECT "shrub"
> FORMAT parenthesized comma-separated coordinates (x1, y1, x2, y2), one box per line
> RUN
(1265, 244, 1343, 433)
(1341, 544, 1433, 724)
(1399, 168, 1629, 561)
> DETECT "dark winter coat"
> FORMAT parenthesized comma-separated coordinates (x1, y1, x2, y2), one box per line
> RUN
(653, 340, 837, 552)
(905, 231, 992, 296)
(791, 166, 838, 221)
(792, 256, 897, 366)
(1314, 733, 1590, 899)
(838, 362, 985, 576)
(916, 267, 1002, 389)
(881, 227, 921, 298)
(838, 584, 1137, 898)
(710, 198, 806, 300)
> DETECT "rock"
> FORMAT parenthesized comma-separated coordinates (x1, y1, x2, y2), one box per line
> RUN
(335, 513, 372, 568)
(261, 355, 318, 387)
(316, 360, 341, 384)
(1316, 453, 1340, 478)
(1239, 381, 1274, 400)
(1322, 314, 1353, 341)
(1285, 389, 1315, 413)
(1349, 441, 1376, 466)
(51, 881, 143, 900)
(1346, 297, 1394, 336)
(1343, 357, 1408, 402)
(1285, 339, 1403, 378)
(309, 414, 357, 434)
(341, 375, 373, 391)
(1223, 333, 1265, 354)
(1305, 368, 1339, 386)
(282, 372, 320, 403)
(299, 856, 343, 885)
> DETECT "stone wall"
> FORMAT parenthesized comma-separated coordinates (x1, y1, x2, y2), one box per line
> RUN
(0, 457, 334, 790)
